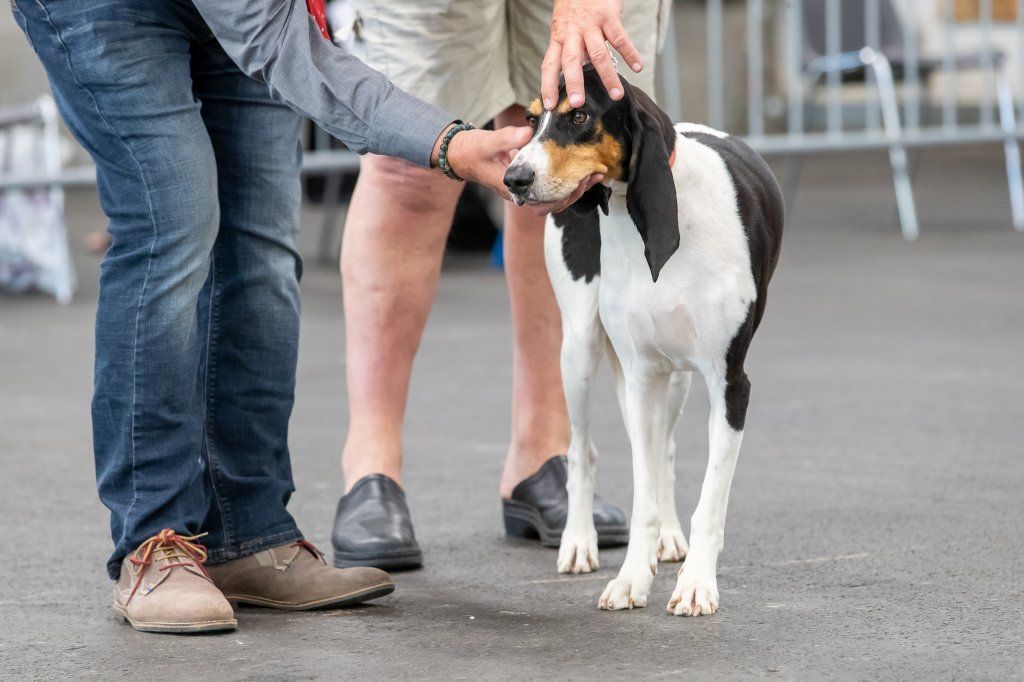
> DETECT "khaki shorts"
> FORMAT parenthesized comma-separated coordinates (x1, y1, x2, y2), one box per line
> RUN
(334, 0, 669, 125)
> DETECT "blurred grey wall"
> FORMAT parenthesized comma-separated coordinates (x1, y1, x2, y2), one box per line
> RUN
(1, 7, 49, 105)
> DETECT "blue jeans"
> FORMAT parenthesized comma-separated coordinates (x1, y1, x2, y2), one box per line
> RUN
(13, 0, 305, 578)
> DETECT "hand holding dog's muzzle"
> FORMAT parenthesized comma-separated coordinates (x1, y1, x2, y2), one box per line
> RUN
(438, 125, 531, 200)
(438, 124, 603, 215)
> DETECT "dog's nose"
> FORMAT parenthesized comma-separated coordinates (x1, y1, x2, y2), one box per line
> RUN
(503, 165, 535, 192)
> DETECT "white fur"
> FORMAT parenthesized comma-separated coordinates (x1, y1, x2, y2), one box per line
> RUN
(516, 112, 552, 175)
(546, 129, 757, 616)
(673, 122, 729, 138)
(509, 112, 554, 206)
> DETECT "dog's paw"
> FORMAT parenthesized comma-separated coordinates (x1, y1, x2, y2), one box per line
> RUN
(598, 567, 655, 610)
(667, 569, 719, 617)
(557, 533, 599, 574)
(657, 526, 688, 563)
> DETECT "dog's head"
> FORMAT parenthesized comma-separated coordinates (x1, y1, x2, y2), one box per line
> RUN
(504, 64, 680, 281)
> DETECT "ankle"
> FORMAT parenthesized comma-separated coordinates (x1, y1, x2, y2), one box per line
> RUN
(499, 441, 564, 499)
(341, 427, 404, 493)
(343, 462, 403, 493)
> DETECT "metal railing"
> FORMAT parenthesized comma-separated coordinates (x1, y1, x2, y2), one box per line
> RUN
(686, 0, 1024, 239)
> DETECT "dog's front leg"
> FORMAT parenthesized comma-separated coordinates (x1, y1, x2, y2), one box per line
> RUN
(545, 215, 606, 575)
(669, 370, 748, 616)
(599, 371, 670, 610)
(556, 316, 605, 574)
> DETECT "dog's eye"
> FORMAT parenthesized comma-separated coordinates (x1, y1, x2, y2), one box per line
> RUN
(572, 111, 589, 125)
(526, 115, 539, 129)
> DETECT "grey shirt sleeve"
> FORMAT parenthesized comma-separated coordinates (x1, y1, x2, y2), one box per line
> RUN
(191, 0, 454, 167)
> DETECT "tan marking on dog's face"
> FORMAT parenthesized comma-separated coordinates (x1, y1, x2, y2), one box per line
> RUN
(556, 98, 575, 114)
(541, 124, 625, 186)
(527, 99, 543, 117)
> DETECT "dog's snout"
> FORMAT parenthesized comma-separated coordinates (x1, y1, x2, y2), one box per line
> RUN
(503, 165, 535, 192)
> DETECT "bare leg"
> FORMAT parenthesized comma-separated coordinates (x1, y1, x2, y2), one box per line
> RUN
(344, 107, 571, 497)
(340, 154, 464, 490)
(495, 105, 571, 498)
(658, 370, 692, 563)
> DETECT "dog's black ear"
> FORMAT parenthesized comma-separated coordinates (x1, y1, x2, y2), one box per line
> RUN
(624, 84, 679, 282)
(567, 183, 612, 217)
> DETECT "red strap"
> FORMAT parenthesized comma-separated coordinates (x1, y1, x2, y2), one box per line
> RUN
(306, 0, 330, 40)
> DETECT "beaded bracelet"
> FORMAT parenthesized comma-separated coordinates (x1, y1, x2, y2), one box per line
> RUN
(438, 122, 476, 181)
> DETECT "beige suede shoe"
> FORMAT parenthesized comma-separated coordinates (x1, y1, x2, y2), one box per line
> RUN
(112, 530, 236, 634)
(207, 540, 394, 610)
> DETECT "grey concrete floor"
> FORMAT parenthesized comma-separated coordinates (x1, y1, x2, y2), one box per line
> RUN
(1, 148, 1023, 680)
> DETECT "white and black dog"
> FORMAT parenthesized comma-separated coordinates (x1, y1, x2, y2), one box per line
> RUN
(503, 66, 783, 616)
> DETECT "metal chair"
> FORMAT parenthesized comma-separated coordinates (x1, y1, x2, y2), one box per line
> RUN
(794, 0, 1024, 239)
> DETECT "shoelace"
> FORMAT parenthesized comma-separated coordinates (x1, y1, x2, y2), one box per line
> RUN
(127, 529, 210, 603)
(279, 539, 325, 570)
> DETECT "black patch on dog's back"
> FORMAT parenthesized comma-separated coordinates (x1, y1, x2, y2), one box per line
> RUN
(553, 209, 601, 283)
(680, 131, 784, 431)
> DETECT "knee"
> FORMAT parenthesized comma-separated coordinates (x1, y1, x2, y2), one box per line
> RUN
(104, 189, 219, 301)
(168, 149, 220, 244)
(723, 374, 751, 431)
(156, 187, 219, 283)
(180, 181, 220, 248)
(108, 156, 220, 264)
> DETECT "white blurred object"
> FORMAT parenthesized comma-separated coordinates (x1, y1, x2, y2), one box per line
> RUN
(0, 96, 74, 304)
(326, 0, 360, 44)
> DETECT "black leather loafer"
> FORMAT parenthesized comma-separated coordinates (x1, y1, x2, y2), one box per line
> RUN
(332, 474, 423, 571)
(502, 455, 629, 548)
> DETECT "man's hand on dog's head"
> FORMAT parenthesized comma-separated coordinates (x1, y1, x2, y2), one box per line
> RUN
(439, 125, 603, 215)
(542, 0, 643, 110)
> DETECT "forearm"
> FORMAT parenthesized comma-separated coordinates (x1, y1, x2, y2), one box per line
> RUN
(192, 0, 454, 167)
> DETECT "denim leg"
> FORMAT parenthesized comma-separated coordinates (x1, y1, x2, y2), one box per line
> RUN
(190, 39, 304, 563)
(13, 0, 222, 578)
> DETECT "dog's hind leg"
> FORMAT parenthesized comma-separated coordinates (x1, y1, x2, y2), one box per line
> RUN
(658, 370, 692, 563)
(599, 370, 671, 610)
(610, 360, 690, 563)
(668, 363, 749, 617)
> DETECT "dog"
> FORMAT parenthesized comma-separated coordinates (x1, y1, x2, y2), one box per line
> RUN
(503, 65, 783, 616)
